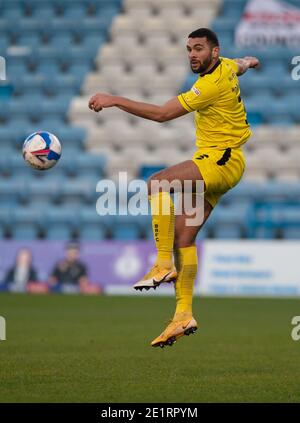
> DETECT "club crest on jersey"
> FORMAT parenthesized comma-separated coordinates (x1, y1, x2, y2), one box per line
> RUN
(192, 87, 201, 96)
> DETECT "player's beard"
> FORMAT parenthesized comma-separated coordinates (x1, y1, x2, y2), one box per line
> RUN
(190, 53, 213, 74)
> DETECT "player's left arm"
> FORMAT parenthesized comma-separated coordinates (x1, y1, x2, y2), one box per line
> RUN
(88, 95, 188, 122)
(234, 56, 260, 76)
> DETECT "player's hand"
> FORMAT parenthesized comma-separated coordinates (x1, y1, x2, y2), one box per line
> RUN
(244, 56, 260, 69)
(88, 93, 116, 112)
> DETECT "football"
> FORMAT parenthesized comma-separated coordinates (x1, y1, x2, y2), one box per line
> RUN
(22, 131, 61, 170)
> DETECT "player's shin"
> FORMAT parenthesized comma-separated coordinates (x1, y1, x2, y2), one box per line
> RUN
(174, 245, 198, 316)
(149, 192, 175, 269)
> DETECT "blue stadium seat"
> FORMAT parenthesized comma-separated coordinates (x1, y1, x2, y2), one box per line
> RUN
(11, 207, 44, 240)
(50, 17, 82, 35)
(0, 206, 12, 231)
(111, 215, 142, 240)
(50, 34, 74, 49)
(112, 225, 141, 240)
(0, 148, 15, 175)
(244, 92, 274, 112)
(64, 4, 86, 18)
(239, 75, 278, 96)
(32, 5, 56, 20)
(59, 178, 98, 205)
(37, 61, 61, 76)
(0, 99, 10, 121)
(260, 62, 288, 77)
(79, 225, 106, 240)
(42, 95, 71, 117)
(93, 4, 120, 19)
(69, 63, 91, 78)
(286, 95, 300, 121)
(85, 0, 122, 5)
(12, 225, 38, 240)
(26, 179, 60, 205)
(213, 226, 243, 239)
(38, 117, 69, 133)
(9, 94, 47, 121)
(76, 17, 108, 37)
(44, 206, 79, 239)
(0, 144, 15, 159)
(12, 74, 45, 96)
(226, 185, 257, 204)
(61, 45, 99, 64)
(216, 203, 250, 225)
(211, 17, 241, 33)
(7, 118, 32, 147)
(0, 179, 24, 205)
(79, 208, 107, 239)
(80, 34, 105, 50)
(0, 223, 5, 239)
(20, 34, 42, 48)
(62, 153, 106, 178)
(0, 35, 9, 51)
(6, 62, 28, 79)
(221, 0, 247, 17)
(266, 114, 294, 125)
(75, 154, 107, 177)
(80, 207, 105, 225)
(42, 74, 80, 96)
(46, 226, 73, 241)
(2, 4, 24, 20)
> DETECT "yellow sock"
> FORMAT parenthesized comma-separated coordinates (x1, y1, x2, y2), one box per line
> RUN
(149, 192, 175, 269)
(174, 245, 198, 315)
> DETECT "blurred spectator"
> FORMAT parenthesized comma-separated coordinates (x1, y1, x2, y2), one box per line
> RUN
(4, 248, 38, 292)
(48, 242, 90, 292)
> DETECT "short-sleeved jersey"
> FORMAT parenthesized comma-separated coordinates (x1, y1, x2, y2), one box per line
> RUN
(178, 57, 252, 149)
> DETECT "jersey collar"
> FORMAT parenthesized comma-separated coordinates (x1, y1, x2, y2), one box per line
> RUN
(200, 58, 221, 77)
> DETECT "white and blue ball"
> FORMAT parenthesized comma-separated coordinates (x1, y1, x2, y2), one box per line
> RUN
(23, 131, 61, 170)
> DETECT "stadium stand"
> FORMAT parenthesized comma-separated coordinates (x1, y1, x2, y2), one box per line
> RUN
(0, 0, 299, 240)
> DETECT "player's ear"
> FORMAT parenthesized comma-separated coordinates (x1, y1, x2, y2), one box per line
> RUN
(212, 46, 220, 59)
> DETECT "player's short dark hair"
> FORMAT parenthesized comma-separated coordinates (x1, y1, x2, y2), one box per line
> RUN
(188, 28, 219, 48)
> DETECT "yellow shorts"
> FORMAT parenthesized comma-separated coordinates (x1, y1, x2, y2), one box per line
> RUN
(192, 147, 246, 208)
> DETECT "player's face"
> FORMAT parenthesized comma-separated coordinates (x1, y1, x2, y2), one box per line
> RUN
(186, 37, 219, 74)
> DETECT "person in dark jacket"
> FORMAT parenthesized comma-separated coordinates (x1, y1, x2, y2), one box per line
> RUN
(48, 242, 89, 290)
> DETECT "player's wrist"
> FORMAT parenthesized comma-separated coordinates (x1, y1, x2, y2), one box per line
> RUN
(114, 95, 125, 107)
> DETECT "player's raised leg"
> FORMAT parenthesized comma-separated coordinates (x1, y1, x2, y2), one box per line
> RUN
(133, 160, 204, 291)
(151, 195, 213, 347)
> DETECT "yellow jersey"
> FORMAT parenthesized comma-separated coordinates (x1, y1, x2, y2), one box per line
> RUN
(178, 57, 252, 150)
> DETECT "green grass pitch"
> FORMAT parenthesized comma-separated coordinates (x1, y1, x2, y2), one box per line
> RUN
(0, 293, 299, 403)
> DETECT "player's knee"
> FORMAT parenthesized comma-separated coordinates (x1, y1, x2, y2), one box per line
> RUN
(147, 171, 164, 196)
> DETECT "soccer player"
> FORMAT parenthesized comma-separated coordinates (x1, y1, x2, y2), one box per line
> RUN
(89, 28, 259, 348)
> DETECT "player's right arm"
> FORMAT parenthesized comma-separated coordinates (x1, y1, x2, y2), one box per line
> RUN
(89, 94, 188, 122)
(89, 76, 219, 119)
